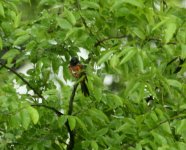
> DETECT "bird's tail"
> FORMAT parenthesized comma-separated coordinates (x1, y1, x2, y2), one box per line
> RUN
(81, 79, 90, 97)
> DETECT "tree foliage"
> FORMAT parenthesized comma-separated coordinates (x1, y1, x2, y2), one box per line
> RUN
(0, 0, 186, 149)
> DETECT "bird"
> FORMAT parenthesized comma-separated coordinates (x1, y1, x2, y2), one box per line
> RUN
(69, 57, 90, 96)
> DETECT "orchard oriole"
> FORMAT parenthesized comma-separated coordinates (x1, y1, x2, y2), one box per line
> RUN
(69, 57, 90, 97)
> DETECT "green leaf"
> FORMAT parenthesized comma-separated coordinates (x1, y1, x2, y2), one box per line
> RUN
(52, 58, 60, 73)
(0, 2, 5, 17)
(164, 22, 177, 43)
(91, 141, 98, 150)
(176, 119, 186, 134)
(10, 113, 21, 129)
(107, 94, 123, 107)
(14, 13, 22, 28)
(155, 108, 166, 120)
(68, 116, 76, 131)
(28, 106, 39, 124)
(120, 49, 136, 65)
(181, 44, 186, 58)
(124, 0, 144, 8)
(64, 28, 79, 40)
(0, 37, 2, 50)
(89, 108, 109, 123)
(111, 0, 144, 11)
(13, 34, 30, 46)
(159, 75, 172, 97)
(132, 27, 145, 40)
(75, 117, 86, 130)
(97, 50, 115, 65)
(20, 109, 31, 130)
(64, 8, 76, 25)
(152, 18, 169, 32)
(111, 0, 125, 11)
(151, 131, 167, 145)
(56, 18, 72, 29)
(3, 49, 20, 58)
(136, 53, 144, 72)
(110, 55, 119, 68)
(58, 115, 67, 128)
(2, 49, 20, 64)
(160, 122, 171, 134)
(125, 81, 140, 96)
(177, 142, 186, 150)
(150, 112, 158, 122)
(116, 122, 136, 134)
(95, 128, 108, 136)
(81, 1, 100, 10)
(166, 79, 182, 89)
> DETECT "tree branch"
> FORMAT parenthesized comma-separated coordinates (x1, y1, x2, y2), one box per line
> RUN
(0, 62, 44, 99)
(32, 82, 79, 150)
(31, 104, 63, 116)
(66, 83, 79, 150)
(68, 83, 79, 115)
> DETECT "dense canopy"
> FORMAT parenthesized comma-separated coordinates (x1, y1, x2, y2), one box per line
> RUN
(0, 0, 186, 149)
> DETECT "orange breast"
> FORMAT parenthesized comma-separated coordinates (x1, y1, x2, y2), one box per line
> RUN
(69, 64, 82, 78)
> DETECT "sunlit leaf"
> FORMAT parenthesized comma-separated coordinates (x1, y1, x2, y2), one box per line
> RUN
(75, 117, 86, 130)
(28, 106, 39, 124)
(166, 79, 182, 89)
(110, 55, 119, 68)
(136, 53, 144, 72)
(56, 18, 72, 29)
(68, 116, 76, 131)
(58, 115, 67, 128)
(13, 34, 30, 46)
(2, 49, 20, 64)
(20, 109, 31, 130)
(176, 119, 186, 134)
(151, 131, 167, 145)
(81, 1, 100, 10)
(152, 18, 169, 32)
(91, 141, 98, 150)
(0, 2, 5, 17)
(64, 8, 76, 25)
(181, 44, 186, 58)
(89, 108, 109, 123)
(164, 22, 177, 43)
(97, 50, 115, 65)
(95, 128, 108, 136)
(111, 0, 144, 11)
(14, 13, 21, 28)
(132, 28, 145, 40)
(120, 49, 137, 65)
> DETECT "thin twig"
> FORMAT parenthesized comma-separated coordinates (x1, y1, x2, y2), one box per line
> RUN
(94, 35, 128, 47)
(0, 62, 44, 99)
(31, 104, 63, 116)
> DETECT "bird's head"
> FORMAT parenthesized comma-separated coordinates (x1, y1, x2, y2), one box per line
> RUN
(70, 57, 79, 66)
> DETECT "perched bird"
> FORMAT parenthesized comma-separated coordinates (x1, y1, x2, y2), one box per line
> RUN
(69, 57, 90, 96)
